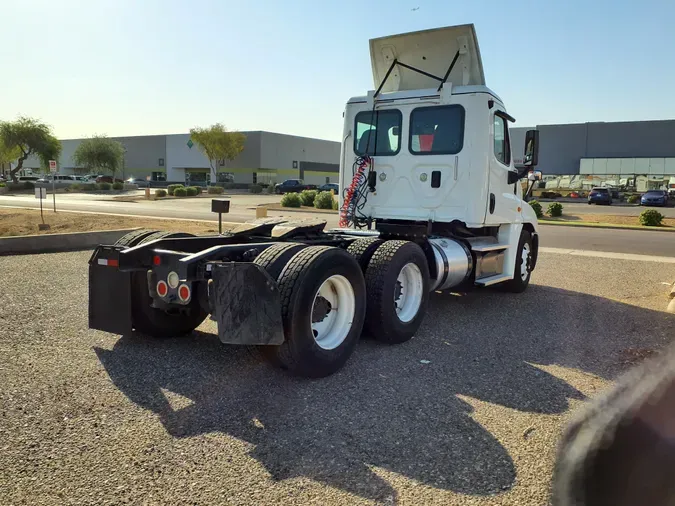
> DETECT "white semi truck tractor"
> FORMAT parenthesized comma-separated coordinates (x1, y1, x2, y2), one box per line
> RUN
(88, 24, 542, 378)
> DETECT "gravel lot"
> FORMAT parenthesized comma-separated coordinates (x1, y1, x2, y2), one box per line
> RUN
(1, 251, 674, 505)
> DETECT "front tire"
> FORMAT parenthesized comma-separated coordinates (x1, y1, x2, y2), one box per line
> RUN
(499, 230, 533, 293)
(364, 240, 430, 344)
(264, 246, 366, 378)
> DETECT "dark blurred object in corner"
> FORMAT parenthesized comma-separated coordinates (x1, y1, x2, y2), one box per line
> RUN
(552, 343, 675, 506)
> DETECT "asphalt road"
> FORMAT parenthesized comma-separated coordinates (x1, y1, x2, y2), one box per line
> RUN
(1, 251, 674, 505)
(1, 192, 674, 257)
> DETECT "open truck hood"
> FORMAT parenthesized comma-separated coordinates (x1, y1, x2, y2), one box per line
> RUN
(369, 24, 485, 93)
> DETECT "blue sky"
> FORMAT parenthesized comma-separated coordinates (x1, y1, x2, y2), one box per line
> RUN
(2, 0, 674, 141)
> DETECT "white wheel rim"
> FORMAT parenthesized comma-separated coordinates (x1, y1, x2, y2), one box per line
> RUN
(395, 263, 424, 323)
(310, 274, 355, 350)
(520, 243, 531, 281)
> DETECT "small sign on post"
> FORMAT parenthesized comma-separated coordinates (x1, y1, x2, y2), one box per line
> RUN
(34, 187, 50, 230)
(48, 160, 57, 212)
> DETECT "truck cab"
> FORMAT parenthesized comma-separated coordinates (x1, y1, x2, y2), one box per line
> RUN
(339, 24, 539, 230)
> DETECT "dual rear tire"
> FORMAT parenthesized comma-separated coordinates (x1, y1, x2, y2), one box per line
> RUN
(253, 239, 431, 377)
(254, 245, 367, 378)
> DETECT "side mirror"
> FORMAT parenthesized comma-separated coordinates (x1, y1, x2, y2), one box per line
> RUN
(391, 126, 400, 137)
(523, 130, 539, 167)
(528, 170, 542, 181)
(507, 171, 520, 185)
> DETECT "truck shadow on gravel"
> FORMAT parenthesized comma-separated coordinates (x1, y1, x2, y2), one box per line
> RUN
(94, 285, 674, 503)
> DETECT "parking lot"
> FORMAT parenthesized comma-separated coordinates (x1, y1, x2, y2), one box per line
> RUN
(1, 251, 674, 505)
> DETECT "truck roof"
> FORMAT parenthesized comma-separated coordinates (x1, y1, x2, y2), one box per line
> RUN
(347, 85, 503, 105)
(369, 24, 485, 93)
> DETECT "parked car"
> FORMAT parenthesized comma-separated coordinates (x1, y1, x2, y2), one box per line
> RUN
(274, 179, 317, 194)
(126, 177, 149, 186)
(96, 175, 124, 184)
(640, 190, 669, 207)
(588, 187, 612, 205)
(318, 182, 339, 193)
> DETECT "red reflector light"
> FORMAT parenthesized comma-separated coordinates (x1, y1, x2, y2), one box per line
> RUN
(156, 280, 168, 297)
(153, 255, 161, 266)
(178, 284, 191, 302)
(107, 259, 119, 267)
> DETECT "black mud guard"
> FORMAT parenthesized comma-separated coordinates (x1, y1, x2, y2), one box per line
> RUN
(88, 246, 133, 335)
(209, 262, 284, 345)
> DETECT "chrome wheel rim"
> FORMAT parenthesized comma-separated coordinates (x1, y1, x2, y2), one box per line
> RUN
(520, 243, 531, 281)
(310, 274, 355, 350)
(395, 263, 424, 323)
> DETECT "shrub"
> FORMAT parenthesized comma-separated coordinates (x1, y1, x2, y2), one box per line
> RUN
(627, 194, 640, 204)
(280, 192, 302, 207)
(300, 189, 318, 206)
(267, 183, 276, 193)
(207, 185, 224, 194)
(173, 187, 187, 197)
(332, 197, 339, 210)
(186, 186, 200, 196)
(639, 209, 664, 227)
(154, 189, 167, 197)
(528, 199, 543, 219)
(0, 182, 5, 188)
(314, 191, 334, 209)
(167, 184, 184, 196)
(81, 183, 97, 191)
(547, 202, 563, 217)
(223, 182, 236, 189)
(112, 182, 124, 190)
(249, 184, 263, 194)
(69, 183, 82, 191)
(97, 182, 112, 190)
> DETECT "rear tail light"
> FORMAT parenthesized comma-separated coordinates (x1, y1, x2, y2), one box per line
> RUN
(178, 284, 191, 302)
(156, 280, 168, 297)
(153, 255, 161, 266)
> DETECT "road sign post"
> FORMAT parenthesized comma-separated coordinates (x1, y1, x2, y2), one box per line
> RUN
(35, 187, 49, 230)
(49, 160, 57, 212)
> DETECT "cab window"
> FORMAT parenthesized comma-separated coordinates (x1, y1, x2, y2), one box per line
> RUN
(494, 114, 511, 166)
(409, 105, 465, 155)
(354, 109, 402, 156)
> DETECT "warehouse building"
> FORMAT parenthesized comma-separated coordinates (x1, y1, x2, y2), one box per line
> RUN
(512, 119, 675, 192)
(16, 131, 341, 187)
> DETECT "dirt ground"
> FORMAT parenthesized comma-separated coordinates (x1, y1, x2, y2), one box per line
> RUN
(543, 213, 675, 228)
(0, 208, 225, 237)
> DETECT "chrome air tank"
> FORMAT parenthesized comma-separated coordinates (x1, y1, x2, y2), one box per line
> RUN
(428, 237, 473, 291)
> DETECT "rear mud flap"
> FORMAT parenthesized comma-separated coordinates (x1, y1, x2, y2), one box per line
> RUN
(209, 263, 284, 345)
(88, 260, 133, 335)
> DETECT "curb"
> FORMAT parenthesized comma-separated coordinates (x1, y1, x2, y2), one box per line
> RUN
(0, 228, 140, 256)
(540, 220, 675, 233)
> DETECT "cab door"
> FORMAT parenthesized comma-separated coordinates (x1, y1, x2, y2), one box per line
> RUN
(484, 111, 521, 225)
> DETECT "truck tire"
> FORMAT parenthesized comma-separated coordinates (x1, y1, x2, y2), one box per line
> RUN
(253, 243, 307, 281)
(499, 230, 533, 293)
(263, 246, 366, 378)
(131, 231, 208, 337)
(115, 229, 158, 248)
(364, 240, 430, 344)
(347, 237, 384, 272)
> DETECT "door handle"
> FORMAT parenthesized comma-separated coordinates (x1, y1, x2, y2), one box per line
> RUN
(454, 156, 458, 181)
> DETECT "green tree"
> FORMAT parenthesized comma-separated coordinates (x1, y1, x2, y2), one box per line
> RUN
(189, 123, 246, 183)
(0, 117, 61, 182)
(0, 137, 21, 177)
(73, 135, 125, 177)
